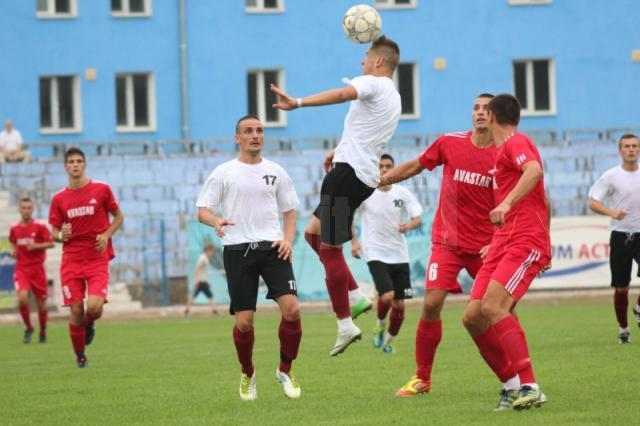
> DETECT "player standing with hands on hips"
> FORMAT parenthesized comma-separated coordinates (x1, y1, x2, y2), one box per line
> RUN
(49, 148, 124, 368)
(197, 116, 303, 401)
(270, 35, 401, 356)
(588, 134, 640, 344)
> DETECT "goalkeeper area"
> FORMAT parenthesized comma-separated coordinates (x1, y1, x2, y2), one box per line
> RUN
(1, 296, 637, 425)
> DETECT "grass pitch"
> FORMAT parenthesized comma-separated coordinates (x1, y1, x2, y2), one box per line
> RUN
(1, 298, 639, 425)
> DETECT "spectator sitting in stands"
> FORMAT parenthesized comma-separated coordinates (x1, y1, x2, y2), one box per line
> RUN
(0, 120, 31, 164)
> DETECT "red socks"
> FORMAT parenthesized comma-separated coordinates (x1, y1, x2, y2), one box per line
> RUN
(493, 316, 535, 384)
(278, 318, 303, 373)
(38, 309, 48, 335)
(318, 245, 352, 318)
(233, 326, 255, 377)
(473, 326, 516, 383)
(415, 319, 441, 381)
(69, 323, 85, 357)
(85, 312, 100, 325)
(377, 299, 391, 320)
(614, 291, 628, 328)
(19, 304, 32, 331)
(304, 232, 321, 255)
(388, 306, 405, 336)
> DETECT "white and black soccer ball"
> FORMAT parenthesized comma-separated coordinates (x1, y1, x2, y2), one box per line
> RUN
(342, 4, 382, 44)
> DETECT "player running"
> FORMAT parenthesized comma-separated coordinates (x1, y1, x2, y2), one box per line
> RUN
(49, 147, 124, 368)
(588, 134, 640, 344)
(351, 154, 422, 353)
(377, 94, 500, 397)
(9, 197, 54, 343)
(271, 35, 402, 356)
(197, 115, 303, 401)
(469, 94, 551, 410)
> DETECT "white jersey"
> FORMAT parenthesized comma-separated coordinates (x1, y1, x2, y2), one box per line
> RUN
(194, 253, 209, 283)
(0, 129, 23, 152)
(358, 185, 423, 264)
(333, 75, 401, 188)
(196, 158, 300, 245)
(588, 165, 640, 232)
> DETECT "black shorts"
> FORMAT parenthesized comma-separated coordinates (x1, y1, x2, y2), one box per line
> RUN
(223, 241, 297, 314)
(610, 231, 640, 287)
(313, 162, 375, 246)
(367, 261, 413, 300)
(193, 281, 213, 299)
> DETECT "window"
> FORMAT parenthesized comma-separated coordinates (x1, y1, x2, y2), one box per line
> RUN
(115, 73, 156, 132)
(247, 69, 285, 126)
(508, 0, 551, 5)
(513, 59, 556, 115)
(111, 0, 152, 17)
(39, 76, 81, 133)
(393, 63, 419, 119)
(245, 0, 284, 13)
(36, 0, 77, 18)
(374, 0, 417, 9)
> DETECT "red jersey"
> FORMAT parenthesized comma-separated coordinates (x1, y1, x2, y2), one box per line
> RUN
(493, 132, 550, 255)
(419, 131, 497, 252)
(49, 180, 119, 260)
(8, 220, 52, 268)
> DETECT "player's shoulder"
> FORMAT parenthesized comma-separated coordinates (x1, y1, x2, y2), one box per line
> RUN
(209, 159, 238, 176)
(392, 184, 414, 198)
(89, 179, 113, 190)
(260, 157, 288, 174)
(10, 220, 21, 229)
(601, 165, 623, 178)
(435, 131, 472, 145)
(51, 186, 69, 199)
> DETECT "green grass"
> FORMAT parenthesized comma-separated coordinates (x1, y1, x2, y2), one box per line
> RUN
(1, 299, 639, 425)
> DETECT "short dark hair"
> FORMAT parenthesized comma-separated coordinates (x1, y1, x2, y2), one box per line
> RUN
(477, 93, 494, 99)
(619, 133, 639, 149)
(64, 147, 86, 163)
(380, 153, 395, 164)
(371, 35, 400, 71)
(488, 94, 521, 126)
(19, 197, 32, 204)
(235, 115, 261, 134)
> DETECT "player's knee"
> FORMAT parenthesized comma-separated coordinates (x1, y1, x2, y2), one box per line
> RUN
(282, 306, 300, 322)
(423, 297, 443, 318)
(236, 320, 253, 333)
(381, 291, 394, 305)
(17, 295, 28, 306)
(480, 300, 502, 322)
(615, 287, 629, 294)
(462, 310, 481, 331)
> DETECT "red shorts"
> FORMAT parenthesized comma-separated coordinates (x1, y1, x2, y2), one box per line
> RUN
(425, 245, 484, 294)
(470, 244, 549, 301)
(14, 265, 48, 300)
(60, 256, 110, 306)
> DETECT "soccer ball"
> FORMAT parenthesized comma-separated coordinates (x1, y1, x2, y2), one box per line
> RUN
(343, 4, 382, 44)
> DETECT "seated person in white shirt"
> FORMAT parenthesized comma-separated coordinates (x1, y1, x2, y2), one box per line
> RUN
(0, 120, 31, 164)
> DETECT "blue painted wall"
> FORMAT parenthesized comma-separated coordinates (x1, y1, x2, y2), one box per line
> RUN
(1, 0, 638, 144)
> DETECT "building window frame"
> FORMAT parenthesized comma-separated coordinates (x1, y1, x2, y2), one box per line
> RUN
(374, 0, 417, 10)
(111, 0, 152, 18)
(39, 75, 82, 134)
(247, 69, 286, 127)
(245, 0, 285, 14)
(36, 0, 77, 19)
(115, 72, 157, 133)
(512, 58, 557, 117)
(393, 62, 420, 120)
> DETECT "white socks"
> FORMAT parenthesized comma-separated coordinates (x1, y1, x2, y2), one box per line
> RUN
(503, 375, 520, 391)
(348, 288, 364, 305)
(376, 319, 386, 328)
(337, 317, 356, 333)
(382, 332, 396, 347)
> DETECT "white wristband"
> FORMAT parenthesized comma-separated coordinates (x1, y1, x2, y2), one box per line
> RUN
(296, 98, 303, 108)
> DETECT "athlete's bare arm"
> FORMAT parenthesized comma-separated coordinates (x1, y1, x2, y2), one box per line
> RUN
(378, 159, 424, 187)
(588, 198, 627, 220)
(52, 223, 72, 243)
(96, 209, 124, 252)
(490, 161, 543, 227)
(350, 224, 361, 258)
(273, 209, 295, 262)
(399, 215, 421, 233)
(270, 84, 358, 111)
(197, 207, 235, 238)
